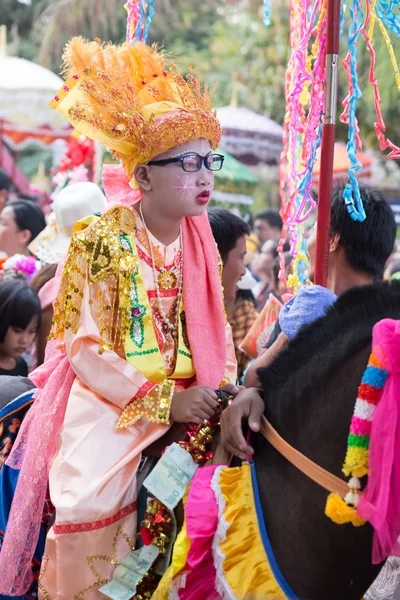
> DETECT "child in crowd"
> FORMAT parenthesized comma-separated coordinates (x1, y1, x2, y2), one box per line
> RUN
(0, 280, 41, 376)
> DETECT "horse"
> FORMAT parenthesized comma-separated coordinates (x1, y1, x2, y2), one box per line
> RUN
(251, 280, 400, 600)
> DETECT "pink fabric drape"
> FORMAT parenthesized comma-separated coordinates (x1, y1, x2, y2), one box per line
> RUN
(357, 318, 400, 564)
(179, 465, 222, 600)
(0, 342, 76, 594)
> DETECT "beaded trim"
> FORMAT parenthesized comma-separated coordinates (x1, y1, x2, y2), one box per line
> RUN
(126, 348, 159, 357)
(53, 501, 137, 535)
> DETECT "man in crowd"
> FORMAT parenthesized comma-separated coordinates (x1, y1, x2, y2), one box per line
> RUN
(254, 208, 282, 246)
(251, 239, 290, 310)
(208, 208, 258, 377)
(222, 184, 397, 459)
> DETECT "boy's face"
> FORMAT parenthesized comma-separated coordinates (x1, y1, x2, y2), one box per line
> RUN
(138, 139, 215, 220)
(222, 235, 247, 303)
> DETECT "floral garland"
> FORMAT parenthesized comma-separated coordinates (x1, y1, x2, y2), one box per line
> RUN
(0, 254, 40, 282)
(51, 134, 95, 195)
(134, 389, 233, 599)
(326, 352, 388, 525)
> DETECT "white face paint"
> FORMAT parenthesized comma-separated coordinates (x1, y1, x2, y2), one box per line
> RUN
(173, 174, 198, 200)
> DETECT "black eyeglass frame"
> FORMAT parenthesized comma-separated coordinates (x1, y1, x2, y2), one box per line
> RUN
(147, 152, 225, 172)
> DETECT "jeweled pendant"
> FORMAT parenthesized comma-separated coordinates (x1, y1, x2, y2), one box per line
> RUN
(158, 270, 177, 290)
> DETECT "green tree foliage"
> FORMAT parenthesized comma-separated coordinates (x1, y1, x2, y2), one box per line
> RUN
(1, 0, 399, 149)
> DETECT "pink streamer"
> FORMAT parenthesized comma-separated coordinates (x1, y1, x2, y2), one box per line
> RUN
(361, 2, 400, 159)
(278, 0, 326, 282)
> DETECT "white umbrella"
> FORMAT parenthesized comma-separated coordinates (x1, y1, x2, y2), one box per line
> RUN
(216, 106, 283, 166)
(0, 40, 70, 149)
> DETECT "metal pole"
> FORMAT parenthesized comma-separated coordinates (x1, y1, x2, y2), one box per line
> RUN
(314, 0, 341, 286)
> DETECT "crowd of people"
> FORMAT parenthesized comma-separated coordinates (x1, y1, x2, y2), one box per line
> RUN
(0, 37, 399, 600)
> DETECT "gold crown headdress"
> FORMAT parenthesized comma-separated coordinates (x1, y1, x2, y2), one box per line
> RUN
(50, 38, 221, 187)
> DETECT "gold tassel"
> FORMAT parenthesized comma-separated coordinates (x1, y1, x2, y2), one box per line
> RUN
(325, 493, 366, 527)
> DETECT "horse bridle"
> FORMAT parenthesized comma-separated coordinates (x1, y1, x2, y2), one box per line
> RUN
(260, 416, 349, 498)
(213, 417, 349, 499)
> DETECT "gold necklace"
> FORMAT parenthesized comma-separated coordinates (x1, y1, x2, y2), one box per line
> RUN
(139, 203, 183, 342)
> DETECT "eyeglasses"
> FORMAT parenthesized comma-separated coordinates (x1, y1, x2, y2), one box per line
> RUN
(148, 152, 225, 172)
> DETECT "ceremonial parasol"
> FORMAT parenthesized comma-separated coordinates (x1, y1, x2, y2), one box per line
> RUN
(312, 142, 372, 185)
(216, 106, 283, 166)
(0, 27, 70, 151)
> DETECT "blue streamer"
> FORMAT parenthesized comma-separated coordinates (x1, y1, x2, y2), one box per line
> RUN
(297, 122, 323, 200)
(343, 0, 366, 222)
(143, 0, 155, 42)
(340, 0, 347, 37)
(134, 0, 146, 42)
(263, 0, 271, 26)
(375, 0, 400, 37)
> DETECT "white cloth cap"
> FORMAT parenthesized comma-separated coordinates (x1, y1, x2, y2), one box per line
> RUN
(29, 182, 107, 264)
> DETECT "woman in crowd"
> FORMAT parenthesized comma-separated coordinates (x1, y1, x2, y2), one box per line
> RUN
(0, 201, 46, 259)
(29, 181, 108, 365)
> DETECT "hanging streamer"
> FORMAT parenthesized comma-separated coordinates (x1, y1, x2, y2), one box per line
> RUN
(362, 0, 400, 159)
(340, 0, 400, 220)
(125, 0, 155, 44)
(280, 0, 399, 285)
(263, 0, 271, 26)
(278, 0, 327, 291)
(341, 0, 366, 222)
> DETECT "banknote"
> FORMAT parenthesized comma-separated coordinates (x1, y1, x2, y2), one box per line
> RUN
(119, 543, 159, 576)
(98, 579, 134, 600)
(143, 443, 198, 509)
(99, 544, 159, 599)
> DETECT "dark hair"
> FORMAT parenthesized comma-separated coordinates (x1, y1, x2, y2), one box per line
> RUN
(0, 280, 41, 343)
(208, 208, 250, 264)
(236, 288, 257, 306)
(273, 251, 292, 287)
(0, 169, 10, 192)
(330, 184, 396, 278)
(8, 201, 46, 244)
(254, 209, 282, 231)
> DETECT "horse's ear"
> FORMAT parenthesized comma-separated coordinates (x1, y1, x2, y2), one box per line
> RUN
(329, 233, 341, 252)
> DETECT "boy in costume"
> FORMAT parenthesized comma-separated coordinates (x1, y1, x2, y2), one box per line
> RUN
(0, 38, 236, 598)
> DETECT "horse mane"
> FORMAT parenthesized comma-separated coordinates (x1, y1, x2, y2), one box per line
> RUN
(258, 280, 400, 417)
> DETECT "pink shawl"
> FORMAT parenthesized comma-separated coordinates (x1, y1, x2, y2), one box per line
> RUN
(357, 318, 400, 564)
(0, 164, 226, 594)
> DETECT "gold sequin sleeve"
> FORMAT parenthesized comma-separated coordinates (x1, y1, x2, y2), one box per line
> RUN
(115, 379, 175, 429)
(51, 205, 174, 424)
(50, 205, 138, 355)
